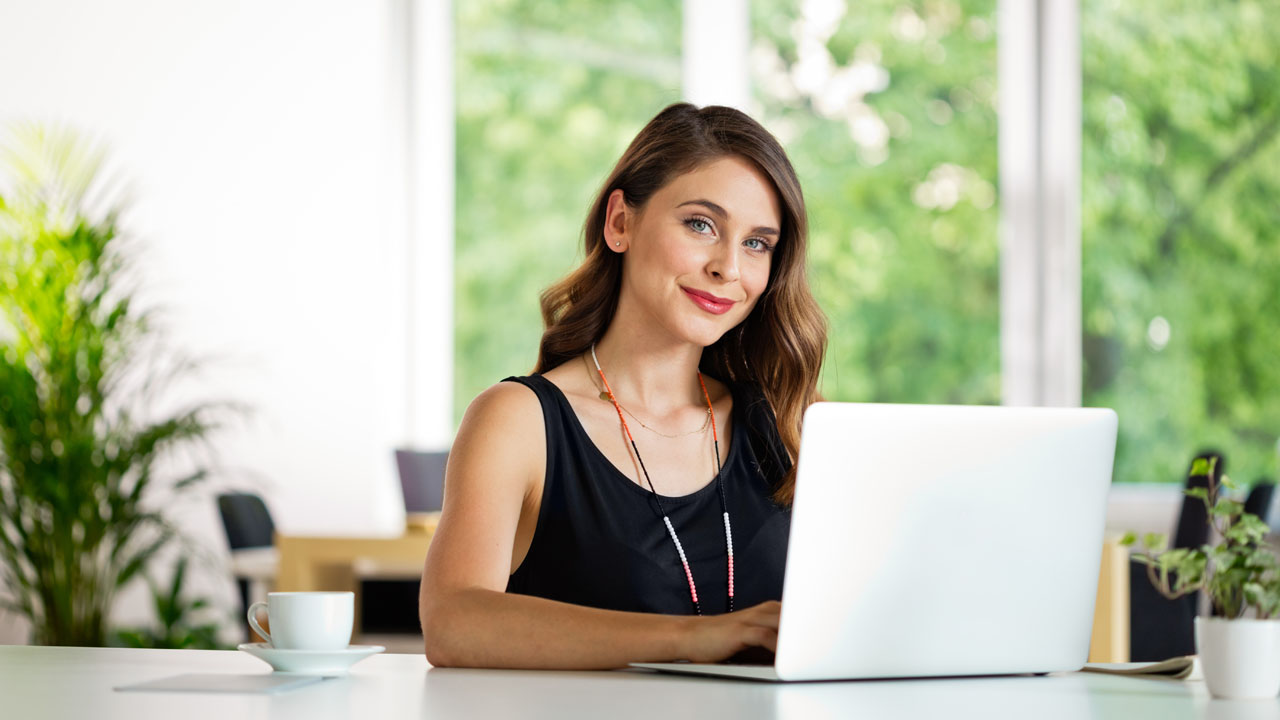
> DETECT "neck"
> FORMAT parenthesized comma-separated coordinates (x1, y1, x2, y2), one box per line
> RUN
(591, 331, 705, 415)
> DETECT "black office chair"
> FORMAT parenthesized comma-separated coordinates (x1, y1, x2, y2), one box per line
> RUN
(216, 492, 277, 629)
(1244, 480, 1276, 527)
(1128, 451, 1221, 661)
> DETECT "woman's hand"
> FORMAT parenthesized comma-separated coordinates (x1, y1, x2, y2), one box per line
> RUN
(679, 600, 781, 663)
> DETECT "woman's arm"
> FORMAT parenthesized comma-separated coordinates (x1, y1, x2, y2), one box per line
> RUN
(418, 382, 779, 670)
(423, 587, 779, 669)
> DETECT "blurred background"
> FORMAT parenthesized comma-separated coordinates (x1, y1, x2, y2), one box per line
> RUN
(0, 0, 1277, 648)
(456, 0, 1279, 486)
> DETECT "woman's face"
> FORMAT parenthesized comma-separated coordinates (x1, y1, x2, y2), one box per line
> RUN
(605, 155, 782, 348)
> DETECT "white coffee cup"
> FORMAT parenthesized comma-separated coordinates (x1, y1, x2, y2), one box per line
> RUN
(247, 591, 354, 651)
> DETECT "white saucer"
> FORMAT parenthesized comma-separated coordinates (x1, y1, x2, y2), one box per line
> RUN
(237, 643, 385, 676)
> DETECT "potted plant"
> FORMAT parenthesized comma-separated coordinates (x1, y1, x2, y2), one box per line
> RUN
(1123, 456, 1280, 699)
(0, 125, 234, 646)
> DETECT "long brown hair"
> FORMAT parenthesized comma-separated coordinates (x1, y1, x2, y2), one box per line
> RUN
(534, 103, 827, 505)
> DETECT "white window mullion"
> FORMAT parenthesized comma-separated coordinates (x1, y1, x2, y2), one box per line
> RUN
(999, 0, 1082, 408)
(682, 0, 750, 110)
(401, 0, 454, 446)
(1041, 0, 1082, 408)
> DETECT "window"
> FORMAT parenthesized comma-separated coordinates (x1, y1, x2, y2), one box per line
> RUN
(449, 1, 1279, 486)
(453, 1, 682, 420)
(752, 0, 1001, 403)
(1081, 0, 1280, 484)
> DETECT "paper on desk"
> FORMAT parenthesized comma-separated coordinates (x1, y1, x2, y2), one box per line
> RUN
(114, 673, 326, 694)
(1082, 656, 1201, 681)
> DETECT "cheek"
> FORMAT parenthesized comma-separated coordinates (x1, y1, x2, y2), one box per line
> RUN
(735, 273, 770, 321)
(743, 261, 772, 300)
(669, 242, 708, 275)
(646, 232, 695, 273)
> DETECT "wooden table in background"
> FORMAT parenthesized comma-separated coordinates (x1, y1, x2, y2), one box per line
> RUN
(274, 513, 440, 593)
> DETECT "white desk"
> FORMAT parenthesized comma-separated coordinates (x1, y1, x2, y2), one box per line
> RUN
(0, 644, 1266, 719)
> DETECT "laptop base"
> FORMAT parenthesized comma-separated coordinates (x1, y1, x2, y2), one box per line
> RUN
(629, 662, 783, 681)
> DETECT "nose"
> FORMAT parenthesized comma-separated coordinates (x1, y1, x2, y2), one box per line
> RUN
(707, 241, 740, 283)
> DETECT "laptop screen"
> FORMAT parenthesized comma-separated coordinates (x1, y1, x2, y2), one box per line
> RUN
(395, 449, 448, 513)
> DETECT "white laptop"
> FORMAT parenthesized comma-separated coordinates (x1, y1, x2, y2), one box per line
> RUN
(632, 402, 1118, 682)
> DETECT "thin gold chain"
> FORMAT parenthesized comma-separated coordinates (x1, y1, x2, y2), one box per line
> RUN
(582, 352, 711, 439)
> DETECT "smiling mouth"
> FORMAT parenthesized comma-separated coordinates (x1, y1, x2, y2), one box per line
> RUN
(681, 287, 736, 315)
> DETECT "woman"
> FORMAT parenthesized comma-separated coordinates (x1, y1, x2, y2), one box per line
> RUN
(419, 103, 826, 669)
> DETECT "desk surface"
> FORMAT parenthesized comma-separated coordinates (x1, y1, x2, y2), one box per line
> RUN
(0, 645, 1264, 720)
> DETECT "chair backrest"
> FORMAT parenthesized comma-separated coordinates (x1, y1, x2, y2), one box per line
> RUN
(1245, 480, 1277, 527)
(217, 492, 276, 550)
(1171, 451, 1223, 549)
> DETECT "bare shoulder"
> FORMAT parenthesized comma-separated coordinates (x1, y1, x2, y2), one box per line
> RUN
(437, 379, 546, 558)
(461, 379, 544, 427)
(425, 380, 547, 598)
(452, 380, 546, 479)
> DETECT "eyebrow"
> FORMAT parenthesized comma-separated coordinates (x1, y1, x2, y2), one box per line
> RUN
(677, 199, 780, 237)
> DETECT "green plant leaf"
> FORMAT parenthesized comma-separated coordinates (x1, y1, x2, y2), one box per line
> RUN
(114, 534, 170, 590)
(1212, 500, 1244, 517)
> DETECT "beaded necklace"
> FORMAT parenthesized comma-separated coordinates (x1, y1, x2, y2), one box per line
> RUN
(590, 344, 735, 615)
(582, 352, 711, 438)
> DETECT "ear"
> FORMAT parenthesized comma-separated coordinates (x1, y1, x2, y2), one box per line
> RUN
(602, 189, 630, 253)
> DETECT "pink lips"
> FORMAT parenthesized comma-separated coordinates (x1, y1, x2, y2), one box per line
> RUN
(682, 287, 736, 315)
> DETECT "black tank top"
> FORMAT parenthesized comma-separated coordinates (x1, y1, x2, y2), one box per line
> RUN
(503, 374, 792, 616)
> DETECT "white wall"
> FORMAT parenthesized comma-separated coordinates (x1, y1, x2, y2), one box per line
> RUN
(0, 0, 450, 643)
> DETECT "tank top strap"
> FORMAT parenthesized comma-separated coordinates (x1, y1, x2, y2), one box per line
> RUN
(501, 374, 564, 423)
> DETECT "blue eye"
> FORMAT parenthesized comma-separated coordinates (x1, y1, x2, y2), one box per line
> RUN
(686, 217, 712, 234)
(744, 237, 775, 253)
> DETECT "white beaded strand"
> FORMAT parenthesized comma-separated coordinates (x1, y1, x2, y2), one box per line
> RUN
(724, 511, 735, 605)
(664, 516, 699, 605)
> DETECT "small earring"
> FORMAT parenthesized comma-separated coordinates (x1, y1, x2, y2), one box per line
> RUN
(614, 241, 621, 247)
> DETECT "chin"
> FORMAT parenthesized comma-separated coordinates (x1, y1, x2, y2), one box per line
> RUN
(659, 298, 755, 348)
(680, 316, 744, 349)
